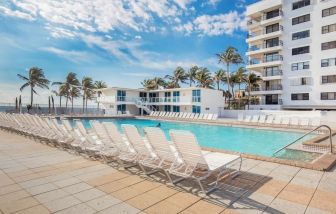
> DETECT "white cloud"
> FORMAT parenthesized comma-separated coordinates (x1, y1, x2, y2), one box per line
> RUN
(122, 72, 152, 77)
(173, 22, 193, 36)
(41, 47, 92, 63)
(0, 5, 34, 21)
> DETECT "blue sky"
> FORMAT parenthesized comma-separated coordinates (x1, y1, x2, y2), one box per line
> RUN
(0, 0, 257, 104)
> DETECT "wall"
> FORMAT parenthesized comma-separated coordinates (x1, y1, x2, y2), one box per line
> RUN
(201, 89, 225, 114)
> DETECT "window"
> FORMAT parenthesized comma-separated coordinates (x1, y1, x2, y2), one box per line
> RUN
(117, 90, 126, 101)
(192, 105, 201, 114)
(292, 14, 310, 25)
(321, 92, 336, 100)
(265, 94, 279, 105)
(265, 9, 280, 19)
(322, 41, 336, 50)
(192, 90, 201, 102)
(266, 23, 279, 34)
(290, 77, 311, 86)
(172, 91, 180, 102)
(265, 66, 281, 76)
(265, 38, 279, 48)
(264, 52, 281, 62)
(291, 93, 309, 100)
(164, 105, 171, 112)
(322, 6, 336, 17)
(292, 46, 310, 55)
(172, 105, 180, 112)
(322, 75, 336, 84)
(293, 0, 310, 10)
(292, 30, 310, 40)
(117, 104, 126, 113)
(291, 61, 310, 71)
(321, 58, 336, 67)
(322, 23, 336, 34)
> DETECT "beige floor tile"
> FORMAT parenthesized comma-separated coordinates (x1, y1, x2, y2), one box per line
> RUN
(0, 196, 40, 214)
(43, 195, 81, 213)
(54, 203, 96, 214)
(181, 200, 225, 214)
(99, 202, 139, 214)
(309, 189, 336, 213)
(53, 177, 82, 188)
(86, 195, 121, 211)
(34, 189, 70, 203)
(87, 171, 129, 187)
(26, 183, 58, 195)
(0, 189, 31, 204)
(265, 198, 306, 214)
(0, 184, 22, 196)
(255, 179, 287, 197)
(74, 188, 106, 202)
(15, 205, 50, 214)
(277, 183, 315, 205)
(61, 182, 92, 194)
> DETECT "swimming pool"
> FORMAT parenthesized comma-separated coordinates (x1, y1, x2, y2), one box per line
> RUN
(76, 118, 317, 159)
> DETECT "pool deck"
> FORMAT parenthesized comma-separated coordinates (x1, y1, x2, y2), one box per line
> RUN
(1, 130, 336, 213)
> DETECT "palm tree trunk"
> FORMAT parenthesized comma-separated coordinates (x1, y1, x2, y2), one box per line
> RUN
(65, 95, 69, 109)
(30, 86, 34, 107)
(85, 98, 88, 112)
(82, 95, 85, 113)
(226, 64, 231, 109)
(238, 83, 241, 109)
(247, 84, 251, 110)
(217, 82, 220, 90)
(71, 97, 74, 113)
(59, 96, 62, 108)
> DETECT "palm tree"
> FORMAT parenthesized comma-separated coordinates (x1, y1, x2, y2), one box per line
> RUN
(94, 81, 107, 109)
(244, 73, 262, 110)
(69, 86, 80, 113)
(213, 69, 225, 90)
(17, 67, 50, 107)
(195, 68, 214, 88)
(217, 47, 243, 108)
(187, 66, 199, 87)
(234, 67, 247, 109)
(53, 72, 80, 111)
(81, 77, 94, 113)
(141, 77, 165, 90)
(165, 66, 187, 88)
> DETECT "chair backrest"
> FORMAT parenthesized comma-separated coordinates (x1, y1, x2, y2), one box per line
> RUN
(259, 115, 266, 123)
(311, 117, 321, 127)
(62, 119, 73, 131)
(290, 117, 299, 126)
(238, 113, 244, 121)
(207, 114, 213, 120)
(122, 124, 152, 157)
(91, 121, 110, 143)
(251, 115, 259, 123)
(300, 118, 309, 126)
(102, 122, 128, 152)
(265, 115, 274, 124)
(169, 130, 208, 169)
(281, 117, 290, 125)
(144, 127, 176, 162)
(198, 113, 204, 120)
(244, 115, 252, 122)
(273, 116, 282, 124)
(75, 120, 88, 135)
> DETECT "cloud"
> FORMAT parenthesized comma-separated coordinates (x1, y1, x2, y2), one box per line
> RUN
(41, 47, 93, 63)
(0, 5, 34, 21)
(122, 72, 152, 77)
(174, 11, 246, 36)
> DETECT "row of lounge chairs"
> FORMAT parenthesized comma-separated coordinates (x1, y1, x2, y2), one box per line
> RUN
(149, 111, 218, 121)
(0, 112, 241, 195)
(237, 113, 321, 129)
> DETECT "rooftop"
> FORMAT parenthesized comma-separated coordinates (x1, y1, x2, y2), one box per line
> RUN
(1, 129, 336, 213)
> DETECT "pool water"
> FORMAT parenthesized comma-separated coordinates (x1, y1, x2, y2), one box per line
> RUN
(274, 149, 321, 163)
(75, 118, 318, 159)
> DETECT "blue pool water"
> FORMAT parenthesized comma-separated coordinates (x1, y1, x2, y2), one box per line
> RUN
(75, 118, 316, 158)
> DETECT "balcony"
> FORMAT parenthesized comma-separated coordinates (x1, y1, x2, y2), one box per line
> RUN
(262, 69, 283, 80)
(247, 41, 283, 56)
(247, 10, 283, 29)
(247, 26, 283, 43)
(96, 96, 194, 105)
(246, 0, 282, 17)
(247, 54, 283, 70)
(251, 84, 283, 95)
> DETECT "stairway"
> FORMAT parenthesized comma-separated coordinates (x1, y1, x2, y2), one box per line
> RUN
(134, 99, 153, 114)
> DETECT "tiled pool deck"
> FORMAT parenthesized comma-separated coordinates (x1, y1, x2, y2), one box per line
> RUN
(0, 130, 336, 214)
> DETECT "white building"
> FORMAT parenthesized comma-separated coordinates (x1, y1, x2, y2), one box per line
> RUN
(246, 0, 336, 110)
(97, 87, 225, 115)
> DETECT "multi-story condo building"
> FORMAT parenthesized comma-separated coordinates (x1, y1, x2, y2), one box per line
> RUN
(97, 87, 225, 115)
(246, 0, 336, 110)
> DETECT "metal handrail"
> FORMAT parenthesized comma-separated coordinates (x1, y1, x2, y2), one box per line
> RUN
(273, 125, 334, 156)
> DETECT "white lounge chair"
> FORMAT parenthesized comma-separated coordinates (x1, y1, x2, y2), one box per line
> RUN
(265, 115, 274, 124)
(244, 115, 252, 123)
(212, 114, 218, 120)
(311, 117, 321, 128)
(273, 116, 282, 126)
(258, 115, 266, 124)
(300, 118, 310, 128)
(281, 117, 290, 127)
(237, 113, 244, 122)
(251, 115, 259, 123)
(290, 117, 300, 127)
(169, 130, 242, 194)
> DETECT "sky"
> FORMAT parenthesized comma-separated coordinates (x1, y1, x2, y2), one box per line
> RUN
(0, 0, 257, 105)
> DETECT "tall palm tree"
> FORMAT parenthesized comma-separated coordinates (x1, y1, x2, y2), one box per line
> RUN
(195, 68, 214, 88)
(187, 65, 199, 87)
(217, 47, 243, 108)
(213, 69, 225, 90)
(234, 67, 247, 109)
(81, 77, 94, 113)
(141, 77, 165, 90)
(17, 67, 50, 107)
(165, 66, 187, 88)
(52, 85, 67, 108)
(69, 86, 80, 113)
(53, 72, 80, 111)
(244, 73, 262, 110)
(94, 81, 107, 109)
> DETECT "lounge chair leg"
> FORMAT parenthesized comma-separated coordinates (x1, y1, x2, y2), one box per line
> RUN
(197, 179, 207, 195)
(172, 177, 185, 185)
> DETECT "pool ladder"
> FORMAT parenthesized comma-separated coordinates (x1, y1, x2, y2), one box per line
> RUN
(273, 125, 334, 156)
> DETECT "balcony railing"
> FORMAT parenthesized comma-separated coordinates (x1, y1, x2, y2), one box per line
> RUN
(248, 40, 283, 52)
(263, 69, 283, 77)
(247, 25, 283, 38)
(251, 99, 283, 105)
(249, 55, 283, 65)
(252, 84, 283, 91)
(247, 10, 283, 26)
